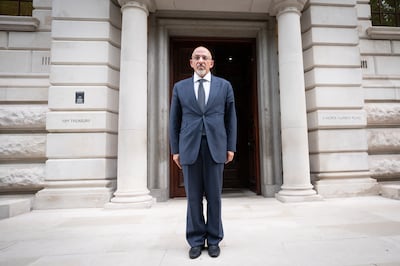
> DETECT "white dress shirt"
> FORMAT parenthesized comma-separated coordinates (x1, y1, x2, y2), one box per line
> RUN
(193, 72, 211, 105)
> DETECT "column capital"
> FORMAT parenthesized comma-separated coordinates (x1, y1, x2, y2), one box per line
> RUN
(118, 0, 155, 13)
(270, 0, 307, 17)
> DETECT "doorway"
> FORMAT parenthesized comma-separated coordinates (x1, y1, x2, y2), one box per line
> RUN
(169, 37, 261, 197)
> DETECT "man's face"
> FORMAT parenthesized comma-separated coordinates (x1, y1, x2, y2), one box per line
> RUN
(190, 47, 214, 78)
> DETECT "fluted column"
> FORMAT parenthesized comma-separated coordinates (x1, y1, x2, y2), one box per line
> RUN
(271, 0, 321, 202)
(106, 0, 154, 208)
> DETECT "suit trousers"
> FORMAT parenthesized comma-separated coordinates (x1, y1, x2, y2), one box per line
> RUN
(182, 136, 224, 248)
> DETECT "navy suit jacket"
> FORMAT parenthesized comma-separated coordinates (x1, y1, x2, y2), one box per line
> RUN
(169, 75, 237, 165)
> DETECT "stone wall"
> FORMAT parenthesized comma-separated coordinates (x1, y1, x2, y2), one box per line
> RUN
(0, 0, 52, 192)
(366, 104, 400, 180)
(358, 1, 400, 181)
(34, 0, 121, 209)
(302, 0, 378, 197)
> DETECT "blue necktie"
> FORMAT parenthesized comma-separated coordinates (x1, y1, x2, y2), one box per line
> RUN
(197, 79, 205, 112)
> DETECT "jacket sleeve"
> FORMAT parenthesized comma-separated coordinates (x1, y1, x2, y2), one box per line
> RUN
(225, 82, 237, 152)
(169, 85, 182, 154)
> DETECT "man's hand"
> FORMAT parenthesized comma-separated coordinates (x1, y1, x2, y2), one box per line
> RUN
(173, 154, 182, 169)
(225, 151, 234, 164)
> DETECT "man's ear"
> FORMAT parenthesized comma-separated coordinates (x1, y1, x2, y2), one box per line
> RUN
(209, 60, 214, 69)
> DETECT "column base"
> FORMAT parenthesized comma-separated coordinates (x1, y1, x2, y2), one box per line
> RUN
(275, 186, 322, 203)
(275, 193, 323, 203)
(105, 190, 155, 209)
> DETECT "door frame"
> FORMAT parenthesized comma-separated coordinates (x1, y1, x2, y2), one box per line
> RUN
(147, 13, 283, 201)
(168, 37, 261, 197)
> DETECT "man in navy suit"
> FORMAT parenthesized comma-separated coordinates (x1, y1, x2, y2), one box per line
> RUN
(169, 46, 237, 259)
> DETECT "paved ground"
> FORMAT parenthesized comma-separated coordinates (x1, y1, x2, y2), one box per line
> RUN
(1, 194, 400, 266)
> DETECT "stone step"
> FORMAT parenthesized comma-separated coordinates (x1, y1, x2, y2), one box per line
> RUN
(380, 182, 400, 200)
(0, 197, 32, 219)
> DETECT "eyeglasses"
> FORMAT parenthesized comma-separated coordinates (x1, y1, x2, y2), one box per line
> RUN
(191, 55, 211, 61)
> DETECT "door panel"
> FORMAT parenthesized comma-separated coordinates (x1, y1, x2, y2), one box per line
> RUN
(169, 38, 260, 197)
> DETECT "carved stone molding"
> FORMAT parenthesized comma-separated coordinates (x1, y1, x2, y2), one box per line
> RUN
(365, 103, 400, 126)
(367, 26, 400, 40)
(0, 105, 47, 130)
(0, 135, 46, 160)
(369, 155, 400, 178)
(0, 164, 45, 191)
(0, 15, 39, 32)
(368, 129, 400, 153)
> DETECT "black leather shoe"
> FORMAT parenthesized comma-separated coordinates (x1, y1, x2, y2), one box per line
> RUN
(189, 246, 203, 259)
(208, 245, 220, 258)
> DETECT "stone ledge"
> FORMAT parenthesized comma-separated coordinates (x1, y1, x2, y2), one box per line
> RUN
(380, 182, 400, 200)
(0, 87, 48, 103)
(0, 16, 40, 32)
(34, 184, 115, 209)
(315, 177, 379, 198)
(367, 26, 400, 40)
(0, 197, 32, 219)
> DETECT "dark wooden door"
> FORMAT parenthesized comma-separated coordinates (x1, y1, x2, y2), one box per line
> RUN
(169, 38, 260, 197)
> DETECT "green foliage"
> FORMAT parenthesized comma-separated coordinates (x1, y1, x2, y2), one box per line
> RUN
(371, 0, 400, 27)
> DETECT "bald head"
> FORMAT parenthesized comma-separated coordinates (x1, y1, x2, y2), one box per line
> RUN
(192, 46, 213, 60)
(190, 46, 214, 77)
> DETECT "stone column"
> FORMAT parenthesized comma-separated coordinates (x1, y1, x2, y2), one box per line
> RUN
(106, 0, 154, 208)
(271, 0, 321, 202)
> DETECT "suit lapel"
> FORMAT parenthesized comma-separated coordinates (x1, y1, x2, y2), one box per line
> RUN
(186, 77, 202, 113)
(206, 75, 218, 110)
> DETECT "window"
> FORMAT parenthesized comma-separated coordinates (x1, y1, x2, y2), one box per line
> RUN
(371, 0, 400, 26)
(0, 0, 33, 16)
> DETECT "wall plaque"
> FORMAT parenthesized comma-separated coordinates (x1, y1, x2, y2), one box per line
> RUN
(308, 110, 367, 129)
(75, 91, 84, 104)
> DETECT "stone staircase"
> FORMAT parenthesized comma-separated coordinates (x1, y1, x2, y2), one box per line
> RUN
(0, 196, 33, 219)
(379, 181, 400, 200)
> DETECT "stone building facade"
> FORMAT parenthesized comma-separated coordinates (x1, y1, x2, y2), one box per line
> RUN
(0, 0, 399, 209)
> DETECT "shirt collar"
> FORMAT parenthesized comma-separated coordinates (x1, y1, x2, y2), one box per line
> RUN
(194, 72, 211, 83)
